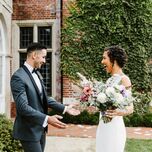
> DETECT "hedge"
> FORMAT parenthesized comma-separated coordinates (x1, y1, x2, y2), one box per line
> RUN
(0, 115, 23, 152)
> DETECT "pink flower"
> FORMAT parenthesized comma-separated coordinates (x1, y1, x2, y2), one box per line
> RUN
(80, 93, 90, 102)
(83, 86, 92, 95)
(80, 86, 92, 102)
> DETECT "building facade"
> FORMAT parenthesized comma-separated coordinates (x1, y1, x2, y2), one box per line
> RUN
(0, 0, 12, 116)
(0, 0, 74, 117)
(11, 0, 63, 117)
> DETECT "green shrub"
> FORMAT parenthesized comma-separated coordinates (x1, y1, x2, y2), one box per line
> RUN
(49, 109, 99, 125)
(49, 109, 152, 127)
(0, 114, 23, 152)
(129, 113, 144, 127)
(123, 116, 131, 127)
(124, 112, 152, 127)
(142, 113, 152, 127)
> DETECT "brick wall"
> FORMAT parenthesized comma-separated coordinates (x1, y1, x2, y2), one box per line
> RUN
(62, 76, 74, 98)
(11, 102, 16, 118)
(62, 0, 70, 18)
(12, 0, 56, 20)
(62, 0, 76, 102)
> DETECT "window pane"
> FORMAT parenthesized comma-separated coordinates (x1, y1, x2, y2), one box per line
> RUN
(20, 52, 52, 96)
(40, 52, 52, 96)
(19, 53, 26, 67)
(20, 27, 33, 49)
(38, 27, 52, 48)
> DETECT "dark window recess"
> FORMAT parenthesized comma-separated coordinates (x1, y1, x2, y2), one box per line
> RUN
(20, 27, 33, 49)
(38, 27, 52, 48)
(19, 52, 52, 96)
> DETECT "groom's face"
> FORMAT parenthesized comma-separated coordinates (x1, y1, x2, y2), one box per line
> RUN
(33, 49, 47, 69)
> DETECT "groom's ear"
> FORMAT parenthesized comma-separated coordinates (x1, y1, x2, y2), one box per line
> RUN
(32, 51, 40, 59)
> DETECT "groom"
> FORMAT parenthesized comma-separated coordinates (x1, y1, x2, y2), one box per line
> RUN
(10, 42, 80, 152)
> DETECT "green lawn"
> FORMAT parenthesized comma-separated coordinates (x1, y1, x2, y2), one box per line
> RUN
(125, 139, 152, 152)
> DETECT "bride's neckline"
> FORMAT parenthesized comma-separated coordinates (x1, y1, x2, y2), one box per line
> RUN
(112, 73, 124, 77)
(106, 73, 123, 86)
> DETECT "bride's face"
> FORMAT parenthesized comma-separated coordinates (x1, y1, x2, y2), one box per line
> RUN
(101, 51, 113, 74)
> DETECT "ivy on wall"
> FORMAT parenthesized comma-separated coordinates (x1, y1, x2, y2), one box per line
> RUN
(61, 0, 152, 92)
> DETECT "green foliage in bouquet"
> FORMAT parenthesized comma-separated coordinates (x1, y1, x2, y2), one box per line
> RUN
(0, 114, 23, 152)
(61, 0, 152, 92)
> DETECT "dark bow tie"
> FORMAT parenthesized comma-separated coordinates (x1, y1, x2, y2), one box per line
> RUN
(32, 68, 38, 74)
(32, 68, 43, 81)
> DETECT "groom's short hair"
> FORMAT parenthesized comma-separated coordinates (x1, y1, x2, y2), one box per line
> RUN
(26, 42, 47, 54)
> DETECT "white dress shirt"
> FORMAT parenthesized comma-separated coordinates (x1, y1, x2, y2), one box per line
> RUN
(24, 62, 42, 93)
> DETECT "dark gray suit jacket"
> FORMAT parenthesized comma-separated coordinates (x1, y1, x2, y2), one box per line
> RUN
(10, 65, 65, 141)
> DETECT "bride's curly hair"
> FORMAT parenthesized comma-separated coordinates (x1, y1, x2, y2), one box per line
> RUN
(104, 45, 128, 68)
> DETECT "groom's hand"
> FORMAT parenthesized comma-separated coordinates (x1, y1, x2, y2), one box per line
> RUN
(48, 115, 67, 129)
(66, 102, 80, 116)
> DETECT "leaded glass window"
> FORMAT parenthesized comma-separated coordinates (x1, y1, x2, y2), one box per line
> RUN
(20, 27, 33, 49)
(38, 27, 52, 48)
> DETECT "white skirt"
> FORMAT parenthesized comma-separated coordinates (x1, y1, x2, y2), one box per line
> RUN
(96, 116, 126, 152)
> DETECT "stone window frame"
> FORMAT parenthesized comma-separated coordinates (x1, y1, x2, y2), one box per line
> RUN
(12, 19, 59, 97)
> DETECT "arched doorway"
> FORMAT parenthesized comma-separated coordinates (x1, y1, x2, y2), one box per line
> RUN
(0, 18, 6, 113)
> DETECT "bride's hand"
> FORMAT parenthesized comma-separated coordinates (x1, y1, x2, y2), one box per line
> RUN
(105, 109, 126, 117)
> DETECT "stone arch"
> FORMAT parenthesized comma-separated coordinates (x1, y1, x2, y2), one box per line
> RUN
(0, 14, 7, 114)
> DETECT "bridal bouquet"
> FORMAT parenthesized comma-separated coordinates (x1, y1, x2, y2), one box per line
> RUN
(77, 72, 134, 123)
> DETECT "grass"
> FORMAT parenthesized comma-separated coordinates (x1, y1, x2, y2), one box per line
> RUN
(125, 139, 152, 152)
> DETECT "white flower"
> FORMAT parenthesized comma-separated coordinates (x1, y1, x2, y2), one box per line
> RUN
(80, 80, 91, 87)
(115, 84, 125, 91)
(77, 72, 93, 87)
(96, 92, 107, 103)
(114, 93, 124, 104)
(105, 87, 115, 96)
(126, 90, 132, 96)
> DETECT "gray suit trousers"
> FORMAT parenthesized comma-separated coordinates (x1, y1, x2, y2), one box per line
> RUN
(20, 132, 46, 152)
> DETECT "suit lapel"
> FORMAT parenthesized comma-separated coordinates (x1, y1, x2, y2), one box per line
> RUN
(36, 71, 47, 95)
(36, 71, 48, 113)
(22, 65, 44, 106)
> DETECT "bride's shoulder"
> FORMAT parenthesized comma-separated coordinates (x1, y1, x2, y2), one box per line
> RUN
(121, 74, 131, 89)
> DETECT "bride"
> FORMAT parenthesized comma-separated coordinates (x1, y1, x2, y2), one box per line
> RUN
(96, 46, 134, 152)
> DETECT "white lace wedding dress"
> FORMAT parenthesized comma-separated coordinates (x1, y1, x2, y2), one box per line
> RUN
(96, 74, 127, 152)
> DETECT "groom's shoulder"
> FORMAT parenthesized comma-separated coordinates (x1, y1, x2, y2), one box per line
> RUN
(12, 67, 25, 75)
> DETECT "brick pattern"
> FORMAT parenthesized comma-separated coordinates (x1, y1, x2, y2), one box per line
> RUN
(11, 102, 16, 118)
(62, 0, 70, 17)
(12, 0, 56, 20)
(61, 0, 75, 99)
(62, 76, 74, 98)
(48, 125, 152, 139)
